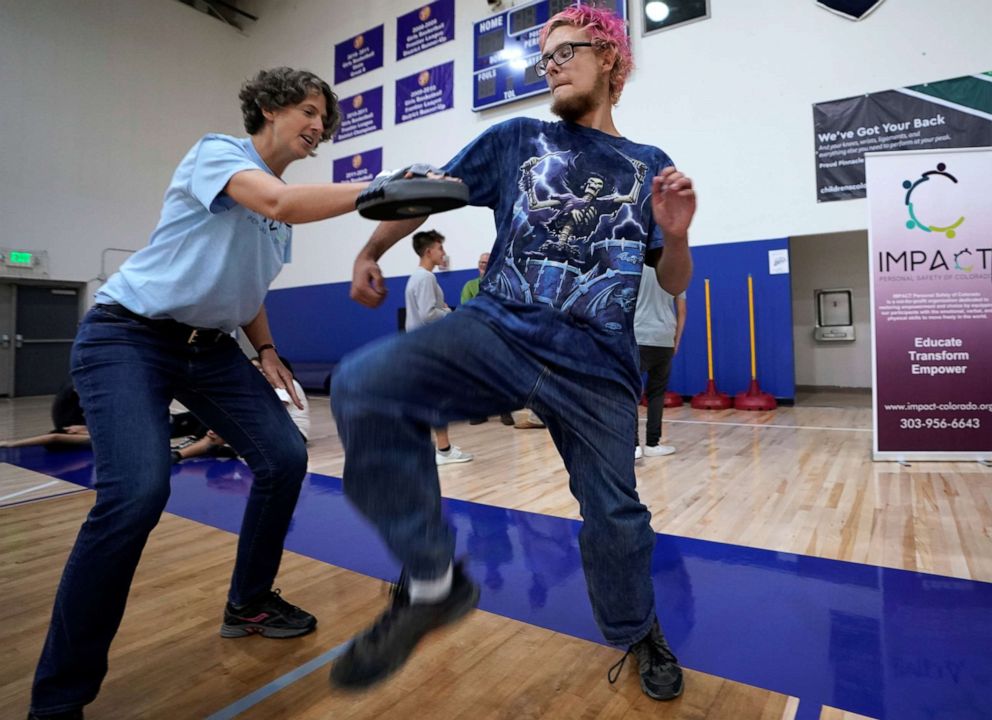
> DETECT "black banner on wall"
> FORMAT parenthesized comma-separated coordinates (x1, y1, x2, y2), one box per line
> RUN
(813, 72, 992, 202)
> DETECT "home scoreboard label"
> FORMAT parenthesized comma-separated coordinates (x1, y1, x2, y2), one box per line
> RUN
(471, 0, 626, 112)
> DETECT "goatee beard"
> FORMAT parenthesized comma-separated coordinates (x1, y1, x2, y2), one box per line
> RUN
(550, 91, 597, 123)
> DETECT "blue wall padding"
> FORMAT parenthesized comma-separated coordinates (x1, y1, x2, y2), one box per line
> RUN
(266, 268, 477, 362)
(267, 238, 795, 399)
(667, 238, 795, 399)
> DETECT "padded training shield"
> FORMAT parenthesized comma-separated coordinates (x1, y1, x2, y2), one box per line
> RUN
(356, 164, 470, 220)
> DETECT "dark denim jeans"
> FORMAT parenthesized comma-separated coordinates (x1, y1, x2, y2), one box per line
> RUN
(31, 305, 307, 715)
(638, 345, 675, 447)
(332, 308, 656, 647)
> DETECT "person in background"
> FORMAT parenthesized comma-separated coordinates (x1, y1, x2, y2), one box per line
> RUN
(404, 229, 473, 465)
(0, 381, 90, 450)
(460, 252, 489, 305)
(634, 271, 686, 459)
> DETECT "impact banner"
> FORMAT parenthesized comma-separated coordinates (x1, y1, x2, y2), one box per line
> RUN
(332, 148, 382, 184)
(814, 72, 992, 202)
(867, 147, 992, 461)
(334, 25, 384, 85)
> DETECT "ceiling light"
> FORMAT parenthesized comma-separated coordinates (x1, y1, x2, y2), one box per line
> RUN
(645, 1, 670, 23)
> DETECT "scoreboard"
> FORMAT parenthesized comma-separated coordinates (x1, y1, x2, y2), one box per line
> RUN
(472, 0, 627, 112)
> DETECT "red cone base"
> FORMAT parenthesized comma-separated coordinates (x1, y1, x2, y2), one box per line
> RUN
(664, 391, 683, 408)
(734, 379, 778, 411)
(691, 380, 733, 410)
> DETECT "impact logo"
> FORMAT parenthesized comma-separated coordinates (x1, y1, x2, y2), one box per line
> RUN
(878, 162, 991, 275)
(902, 163, 964, 239)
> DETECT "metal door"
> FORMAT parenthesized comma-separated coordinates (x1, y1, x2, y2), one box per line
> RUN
(0, 284, 12, 396)
(13, 283, 83, 396)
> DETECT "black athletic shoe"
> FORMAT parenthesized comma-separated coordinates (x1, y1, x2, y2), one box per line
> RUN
(220, 588, 317, 639)
(330, 561, 480, 689)
(499, 413, 515, 426)
(27, 711, 83, 720)
(468, 417, 488, 425)
(608, 619, 684, 701)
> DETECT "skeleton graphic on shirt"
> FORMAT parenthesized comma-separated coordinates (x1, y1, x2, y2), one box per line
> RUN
(518, 150, 647, 259)
(485, 146, 651, 332)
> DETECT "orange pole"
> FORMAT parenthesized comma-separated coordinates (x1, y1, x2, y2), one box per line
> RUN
(704, 278, 714, 380)
(748, 274, 757, 379)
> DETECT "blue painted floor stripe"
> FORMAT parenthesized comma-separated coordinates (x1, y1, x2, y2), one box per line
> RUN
(205, 640, 350, 720)
(4, 446, 992, 720)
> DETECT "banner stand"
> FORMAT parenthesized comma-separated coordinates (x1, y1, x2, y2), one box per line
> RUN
(866, 147, 992, 462)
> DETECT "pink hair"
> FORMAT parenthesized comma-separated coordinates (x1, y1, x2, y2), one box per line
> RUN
(539, 4, 633, 105)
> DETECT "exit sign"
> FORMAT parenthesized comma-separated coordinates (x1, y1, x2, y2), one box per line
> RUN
(0, 247, 48, 277)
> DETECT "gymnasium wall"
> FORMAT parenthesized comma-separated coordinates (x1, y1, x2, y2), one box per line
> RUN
(267, 238, 796, 400)
(249, 0, 992, 290)
(4, 0, 991, 395)
(790, 231, 872, 389)
(0, 0, 249, 291)
(254, 0, 989, 396)
(267, 267, 476, 363)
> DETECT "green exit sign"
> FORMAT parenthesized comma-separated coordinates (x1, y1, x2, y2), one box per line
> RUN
(8, 251, 33, 265)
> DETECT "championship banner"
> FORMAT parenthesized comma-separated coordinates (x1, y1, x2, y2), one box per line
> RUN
(395, 61, 454, 125)
(332, 148, 382, 183)
(334, 25, 384, 85)
(814, 72, 992, 202)
(396, 0, 454, 61)
(867, 147, 992, 461)
(332, 86, 383, 143)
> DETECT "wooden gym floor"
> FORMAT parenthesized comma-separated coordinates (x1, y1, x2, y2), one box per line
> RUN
(2, 392, 990, 720)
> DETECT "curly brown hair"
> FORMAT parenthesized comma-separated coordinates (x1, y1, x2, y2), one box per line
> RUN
(239, 67, 341, 142)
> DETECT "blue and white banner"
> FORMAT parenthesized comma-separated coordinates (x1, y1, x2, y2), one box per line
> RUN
(396, 0, 454, 61)
(334, 25, 384, 84)
(395, 61, 454, 125)
(333, 86, 383, 142)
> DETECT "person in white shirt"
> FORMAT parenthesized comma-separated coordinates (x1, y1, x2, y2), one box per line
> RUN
(404, 230, 473, 465)
(633, 267, 686, 459)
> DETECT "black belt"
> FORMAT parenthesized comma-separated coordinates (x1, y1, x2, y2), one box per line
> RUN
(96, 304, 228, 345)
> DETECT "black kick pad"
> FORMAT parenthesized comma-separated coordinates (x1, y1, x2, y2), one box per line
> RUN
(356, 164, 470, 220)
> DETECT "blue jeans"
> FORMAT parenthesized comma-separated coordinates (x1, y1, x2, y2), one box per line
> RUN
(332, 308, 656, 647)
(31, 306, 308, 715)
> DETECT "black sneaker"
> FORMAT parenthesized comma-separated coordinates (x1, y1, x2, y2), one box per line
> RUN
(27, 711, 83, 720)
(468, 417, 489, 425)
(499, 413, 515, 426)
(220, 588, 317, 639)
(608, 619, 684, 700)
(330, 561, 480, 689)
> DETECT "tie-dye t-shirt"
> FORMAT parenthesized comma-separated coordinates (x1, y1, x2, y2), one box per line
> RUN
(443, 118, 674, 397)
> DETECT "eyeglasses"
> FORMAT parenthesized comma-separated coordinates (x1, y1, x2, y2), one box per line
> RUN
(534, 42, 596, 77)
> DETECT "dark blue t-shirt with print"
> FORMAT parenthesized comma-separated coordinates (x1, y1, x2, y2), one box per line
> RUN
(443, 118, 673, 397)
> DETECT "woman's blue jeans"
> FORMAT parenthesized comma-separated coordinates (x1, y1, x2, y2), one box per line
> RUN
(31, 306, 307, 715)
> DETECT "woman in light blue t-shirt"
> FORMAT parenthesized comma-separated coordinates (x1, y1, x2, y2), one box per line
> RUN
(30, 68, 372, 720)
